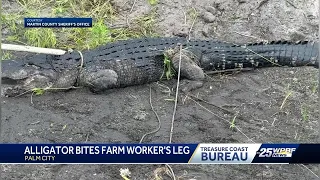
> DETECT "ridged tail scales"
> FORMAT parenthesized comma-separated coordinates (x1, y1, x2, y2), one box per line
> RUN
(199, 41, 319, 70)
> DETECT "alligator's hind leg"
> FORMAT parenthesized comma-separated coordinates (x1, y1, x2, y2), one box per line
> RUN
(166, 48, 205, 92)
(80, 67, 118, 92)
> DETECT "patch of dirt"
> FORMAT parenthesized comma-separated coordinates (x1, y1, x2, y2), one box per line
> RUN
(1, 0, 320, 179)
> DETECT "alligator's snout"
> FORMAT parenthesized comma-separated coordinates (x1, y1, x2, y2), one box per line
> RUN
(1, 75, 55, 97)
(1, 62, 58, 97)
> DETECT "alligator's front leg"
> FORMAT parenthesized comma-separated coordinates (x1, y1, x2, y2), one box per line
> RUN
(79, 66, 119, 92)
(166, 47, 205, 92)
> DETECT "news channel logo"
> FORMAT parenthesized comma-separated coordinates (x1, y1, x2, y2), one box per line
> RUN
(256, 147, 296, 158)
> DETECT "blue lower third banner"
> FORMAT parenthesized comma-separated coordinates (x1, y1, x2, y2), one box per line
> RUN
(24, 18, 92, 28)
(0, 144, 319, 164)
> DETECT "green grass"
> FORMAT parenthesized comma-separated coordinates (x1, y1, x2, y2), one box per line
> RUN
(300, 105, 309, 121)
(280, 84, 292, 110)
(161, 54, 176, 80)
(147, 0, 158, 6)
(1, 52, 13, 60)
(2, 0, 159, 51)
(187, 7, 198, 22)
(1, 14, 22, 33)
(229, 115, 237, 130)
(88, 20, 111, 48)
(24, 28, 57, 48)
(133, 9, 158, 37)
(66, 19, 111, 50)
(311, 81, 318, 94)
(31, 86, 79, 96)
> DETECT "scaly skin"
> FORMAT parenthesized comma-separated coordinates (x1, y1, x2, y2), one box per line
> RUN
(1, 37, 318, 97)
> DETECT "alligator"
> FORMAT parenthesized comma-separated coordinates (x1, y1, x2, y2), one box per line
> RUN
(1, 37, 319, 97)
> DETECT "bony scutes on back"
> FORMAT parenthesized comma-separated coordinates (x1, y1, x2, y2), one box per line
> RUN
(1, 37, 319, 97)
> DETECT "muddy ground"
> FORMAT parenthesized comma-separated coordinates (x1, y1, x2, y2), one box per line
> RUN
(1, 0, 320, 179)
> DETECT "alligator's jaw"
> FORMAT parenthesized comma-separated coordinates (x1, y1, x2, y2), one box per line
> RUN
(1, 60, 56, 97)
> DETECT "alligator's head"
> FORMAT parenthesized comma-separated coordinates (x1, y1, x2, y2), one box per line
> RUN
(1, 59, 58, 97)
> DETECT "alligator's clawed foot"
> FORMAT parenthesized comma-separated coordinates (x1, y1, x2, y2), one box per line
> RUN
(165, 46, 206, 92)
(80, 68, 118, 92)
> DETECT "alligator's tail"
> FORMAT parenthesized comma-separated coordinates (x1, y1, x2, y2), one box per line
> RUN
(201, 41, 319, 70)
